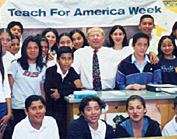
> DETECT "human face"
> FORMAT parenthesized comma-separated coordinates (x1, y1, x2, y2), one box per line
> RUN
(45, 32, 57, 50)
(9, 39, 20, 55)
(173, 29, 177, 39)
(127, 99, 147, 123)
(10, 25, 22, 39)
(0, 32, 11, 55)
(26, 41, 39, 63)
(87, 28, 105, 50)
(25, 100, 46, 130)
(138, 18, 155, 36)
(57, 53, 73, 74)
(40, 41, 49, 58)
(82, 101, 101, 126)
(111, 29, 125, 46)
(58, 36, 73, 49)
(72, 32, 84, 50)
(133, 38, 149, 58)
(161, 38, 174, 58)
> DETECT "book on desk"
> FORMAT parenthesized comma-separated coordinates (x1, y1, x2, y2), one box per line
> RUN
(146, 84, 177, 94)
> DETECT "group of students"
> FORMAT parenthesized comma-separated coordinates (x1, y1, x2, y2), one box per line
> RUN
(0, 13, 176, 139)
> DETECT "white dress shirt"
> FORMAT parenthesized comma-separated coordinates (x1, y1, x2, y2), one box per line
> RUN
(72, 46, 123, 90)
(12, 116, 59, 139)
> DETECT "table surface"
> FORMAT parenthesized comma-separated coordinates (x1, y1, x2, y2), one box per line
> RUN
(65, 90, 177, 103)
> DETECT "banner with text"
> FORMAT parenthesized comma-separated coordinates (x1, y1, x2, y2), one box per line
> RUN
(0, 0, 167, 28)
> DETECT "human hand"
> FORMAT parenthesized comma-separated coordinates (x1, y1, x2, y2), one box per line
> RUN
(50, 89, 60, 100)
(0, 114, 11, 132)
(48, 52, 55, 61)
(74, 79, 83, 88)
(149, 51, 159, 64)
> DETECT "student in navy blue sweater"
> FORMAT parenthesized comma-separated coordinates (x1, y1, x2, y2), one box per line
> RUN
(158, 35, 177, 85)
(45, 47, 82, 139)
(116, 33, 161, 90)
(67, 96, 115, 139)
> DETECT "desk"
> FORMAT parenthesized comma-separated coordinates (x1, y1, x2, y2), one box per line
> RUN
(65, 90, 176, 130)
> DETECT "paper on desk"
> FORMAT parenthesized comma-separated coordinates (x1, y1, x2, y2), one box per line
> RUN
(100, 91, 126, 99)
(148, 84, 177, 88)
(106, 91, 126, 95)
(160, 87, 177, 94)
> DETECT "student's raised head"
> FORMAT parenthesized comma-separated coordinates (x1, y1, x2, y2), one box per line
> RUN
(109, 25, 128, 48)
(170, 21, 177, 39)
(25, 95, 46, 129)
(79, 96, 106, 125)
(138, 14, 155, 37)
(56, 46, 73, 74)
(36, 35, 49, 58)
(58, 33, 73, 49)
(0, 28, 12, 55)
(158, 35, 177, 58)
(70, 29, 88, 50)
(126, 95, 147, 122)
(9, 35, 20, 55)
(87, 27, 105, 50)
(42, 28, 58, 51)
(7, 21, 23, 39)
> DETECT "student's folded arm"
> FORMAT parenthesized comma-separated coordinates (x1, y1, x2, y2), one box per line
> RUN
(116, 70, 126, 90)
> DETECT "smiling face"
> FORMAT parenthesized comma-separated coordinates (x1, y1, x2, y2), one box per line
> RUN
(0, 32, 11, 55)
(161, 38, 174, 58)
(82, 101, 101, 127)
(10, 25, 22, 39)
(133, 38, 149, 58)
(111, 28, 125, 47)
(72, 32, 84, 50)
(25, 100, 46, 130)
(127, 99, 147, 123)
(57, 53, 73, 74)
(138, 18, 155, 37)
(40, 41, 49, 58)
(45, 31, 57, 50)
(87, 28, 105, 50)
(58, 36, 73, 49)
(26, 41, 39, 63)
(9, 38, 20, 55)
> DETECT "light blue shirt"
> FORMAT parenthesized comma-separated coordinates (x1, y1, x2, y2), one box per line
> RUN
(131, 54, 150, 73)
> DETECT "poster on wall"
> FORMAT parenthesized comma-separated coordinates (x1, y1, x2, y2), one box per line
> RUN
(0, 0, 168, 28)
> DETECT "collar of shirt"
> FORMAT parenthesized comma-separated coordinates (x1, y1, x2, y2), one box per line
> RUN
(56, 63, 69, 81)
(131, 54, 150, 73)
(26, 116, 47, 133)
(89, 119, 106, 138)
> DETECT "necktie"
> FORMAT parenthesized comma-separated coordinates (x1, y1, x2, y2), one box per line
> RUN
(93, 50, 102, 91)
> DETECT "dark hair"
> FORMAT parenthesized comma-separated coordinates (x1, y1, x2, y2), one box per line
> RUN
(11, 35, 20, 41)
(126, 95, 146, 110)
(17, 36, 44, 72)
(0, 42, 4, 83)
(7, 21, 23, 34)
(70, 29, 88, 48)
(132, 32, 149, 46)
(174, 96, 177, 108)
(56, 46, 73, 60)
(170, 21, 177, 39)
(109, 25, 128, 47)
(58, 33, 73, 45)
(79, 96, 106, 113)
(139, 14, 154, 24)
(0, 28, 12, 39)
(25, 95, 46, 111)
(157, 36, 177, 57)
(42, 28, 58, 52)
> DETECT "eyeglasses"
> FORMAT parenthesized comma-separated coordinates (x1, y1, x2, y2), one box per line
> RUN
(89, 34, 102, 38)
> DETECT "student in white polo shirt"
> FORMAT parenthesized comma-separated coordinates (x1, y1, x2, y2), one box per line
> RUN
(12, 95, 59, 139)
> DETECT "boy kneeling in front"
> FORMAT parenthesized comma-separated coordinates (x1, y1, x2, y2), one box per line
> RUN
(116, 32, 161, 90)
(12, 95, 59, 139)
